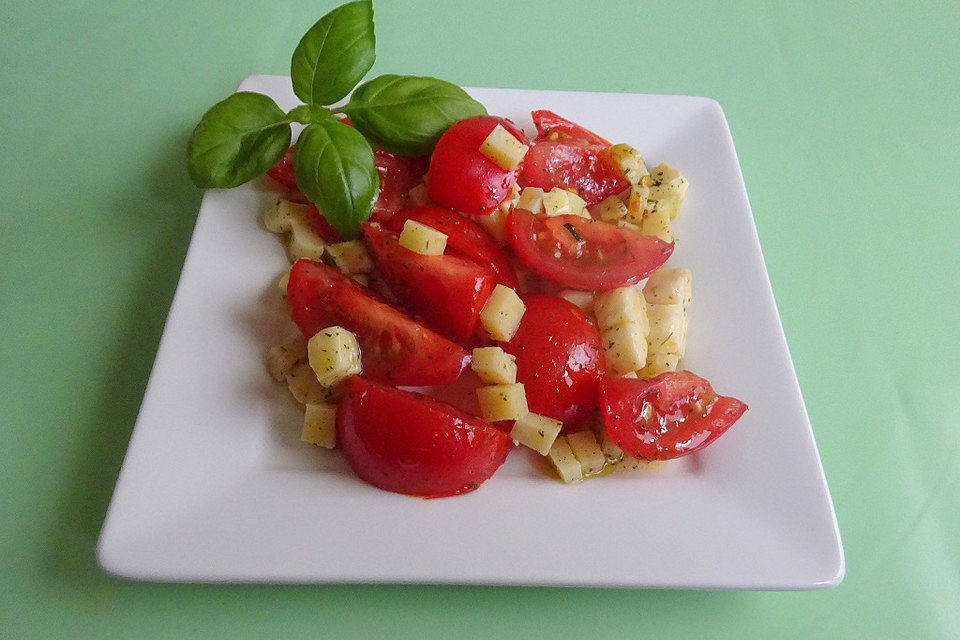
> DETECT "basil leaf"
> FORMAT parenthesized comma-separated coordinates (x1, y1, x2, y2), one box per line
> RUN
(291, 0, 375, 106)
(294, 119, 378, 239)
(188, 92, 291, 188)
(342, 74, 487, 155)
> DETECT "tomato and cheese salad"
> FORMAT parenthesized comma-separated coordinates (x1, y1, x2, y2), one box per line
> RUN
(261, 110, 748, 496)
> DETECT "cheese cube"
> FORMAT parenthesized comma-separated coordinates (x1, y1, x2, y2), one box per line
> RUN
(643, 268, 692, 307)
(593, 286, 648, 332)
(594, 195, 628, 222)
(399, 219, 447, 256)
(620, 371, 638, 378)
(593, 424, 625, 463)
(307, 326, 362, 387)
(602, 322, 649, 375)
(480, 284, 525, 341)
(547, 436, 583, 484)
(542, 187, 572, 216)
(648, 164, 689, 203)
(565, 190, 588, 216)
(277, 270, 291, 296)
(471, 347, 517, 384)
(498, 183, 521, 215)
(476, 383, 528, 422)
(566, 430, 606, 476)
(262, 199, 305, 234)
(646, 304, 688, 357)
(616, 219, 643, 233)
(558, 289, 594, 313)
(266, 336, 307, 382)
(408, 182, 430, 207)
(607, 143, 649, 184)
(285, 363, 338, 405)
(301, 403, 337, 448)
(640, 205, 673, 243)
(625, 184, 651, 223)
(638, 352, 680, 378)
(326, 240, 373, 274)
(479, 124, 529, 170)
(287, 215, 326, 262)
(517, 186, 545, 214)
(509, 412, 563, 455)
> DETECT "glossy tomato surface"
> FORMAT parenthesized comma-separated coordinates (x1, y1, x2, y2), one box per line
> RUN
(386, 206, 518, 288)
(508, 209, 673, 290)
(286, 259, 468, 386)
(520, 138, 629, 206)
(337, 377, 513, 497)
(266, 145, 298, 190)
(501, 295, 605, 426)
(362, 222, 497, 343)
(531, 110, 611, 146)
(426, 116, 527, 216)
(600, 371, 748, 460)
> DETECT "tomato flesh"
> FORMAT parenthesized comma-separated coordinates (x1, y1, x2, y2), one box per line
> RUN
(599, 371, 748, 460)
(286, 259, 468, 386)
(362, 222, 497, 344)
(531, 110, 611, 146)
(501, 295, 605, 426)
(337, 376, 513, 497)
(386, 206, 519, 288)
(508, 209, 673, 290)
(520, 138, 628, 206)
(426, 116, 527, 216)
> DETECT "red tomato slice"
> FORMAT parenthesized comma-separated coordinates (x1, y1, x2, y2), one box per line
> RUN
(531, 110, 611, 146)
(266, 146, 298, 190)
(426, 116, 527, 216)
(507, 209, 673, 290)
(386, 206, 519, 288)
(337, 376, 513, 497)
(362, 222, 497, 343)
(286, 259, 469, 386)
(501, 295, 605, 426)
(599, 371, 748, 460)
(520, 138, 628, 205)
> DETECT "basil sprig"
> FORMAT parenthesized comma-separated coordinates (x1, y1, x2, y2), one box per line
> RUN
(187, 0, 487, 239)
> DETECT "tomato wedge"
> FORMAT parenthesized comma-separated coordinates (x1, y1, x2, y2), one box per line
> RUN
(507, 209, 673, 290)
(386, 206, 519, 288)
(337, 377, 513, 497)
(286, 259, 468, 386)
(362, 223, 497, 343)
(266, 146, 298, 190)
(531, 110, 611, 146)
(599, 371, 748, 460)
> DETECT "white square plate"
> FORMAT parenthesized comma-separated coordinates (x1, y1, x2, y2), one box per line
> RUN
(98, 75, 843, 588)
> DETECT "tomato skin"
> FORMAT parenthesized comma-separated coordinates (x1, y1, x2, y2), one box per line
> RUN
(286, 259, 469, 386)
(386, 206, 519, 288)
(426, 116, 527, 216)
(520, 138, 628, 206)
(266, 146, 298, 190)
(362, 223, 498, 343)
(501, 295, 605, 426)
(531, 110, 611, 146)
(599, 371, 748, 460)
(336, 377, 513, 497)
(507, 209, 673, 291)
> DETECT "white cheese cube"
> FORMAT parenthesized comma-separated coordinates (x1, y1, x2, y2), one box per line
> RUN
(646, 304, 688, 357)
(407, 182, 430, 206)
(509, 412, 563, 455)
(262, 199, 305, 234)
(473, 206, 510, 245)
(607, 143, 649, 184)
(266, 336, 307, 382)
(640, 205, 673, 243)
(648, 163, 689, 206)
(638, 352, 680, 378)
(326, 240, 373, 274)
(616, 219, 643, 233)
(565, 430, 606, 476)
(542, 187, 571, 216)
(602, 322, 649, 375)
(471, 347, 517, 385)
(517, 186, 545, 214)
(285, 363, 338, 405)
(643, 268, 692, 307)
(480, 284, 526, 341)
(558, 289, 594, 313)
(476, 383, 529, 422)
(287, 215, 327, 262)
(565, 190, 589, 217)
(307, 326, 362, 387)
(398, 219, 448, 256)
(301, 403, 338, 448)
(547, 436, 583, 484)
(594, 195, 628, 222)
(479, 124, 529, 171)
(593, 424, 625, 463)
(593, 286, 648, 332)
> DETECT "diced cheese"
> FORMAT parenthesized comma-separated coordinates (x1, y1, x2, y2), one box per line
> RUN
(266, 336, 307, 382)
(565, 190, 588, 215)
(287, 215, 327, 262)
(547, 436, 583, 484)
(542, 187, 571, 216)
(620, 371, 638, 378)
(301, 403, 337, 448)
(476, 383, 528, 422)
(624, 184, 651, 224)
(398, 219, 447, 256)
(640, 203, 674, 242)
(479, 124, 529, 171)
(643, 268, 692, 307)
(593, 424, 625, 463)
(509, 412, 563, 455)
(594, 195, 628, 222)
(601, 322, 649, 375)
(638, 352, 680, 378)
(285, 363, 338, 405)
(607, 143, 649, 184)
(646, 194, 682, 224)
(326, 240, 373, 274)
(307, 326, 362, 387)
(480, 284, 525, 341)
(407, 182, 430, 207)
(474, 206, 510, 245)
(565, 430, 606, 476)
(646, 304, 688, 357)
(593, 286, 648, 332)
(498, 183, 521, 215)
(471, 346, 517, 385)
(558, 289, 594, 313)
(648, 163, 689, 207)
(262, 199, 305, 234)
(517, 186, 545, 214)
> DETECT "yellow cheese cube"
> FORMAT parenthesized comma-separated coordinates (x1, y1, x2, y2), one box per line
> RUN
(638, 352, 680, 378)
(643, 267, 692, 307)
(480, 284, 526, 341)
(625, 184, 651, 224)
(285, 363, 338, 405)
(640, 205, 673, 243)
(593, 286, 648, 332)
(593, 424, 625, 463)
(565, 190, 588, 216)
(407, 182, 430, 207)
(326, 240, 373, 274)
(547, 436, 583, 484)
(301, 403, 338, 448)
(542, 187, 572, 216)
(266, 336, 307, 382)
(287, 215, 327, 262)
(517, 186, 545, 214)
(648, 164, 689, 203)
(607, 143, 649, 184)
(262, 199, 305, 234)
(602, 322, 649, 375)
(565, 430, 606, 476)
(595, 195, 628, 222)
(479, 124, 529, 170)
(471, 346, 517, 384)
(476, 383, 529, 422)
(399, 219, 448, 256)
(307, 326, 362, 387)
(509, 412, 563, 455)
(558, 289, 594, 313)
(646, 304, 688, 357)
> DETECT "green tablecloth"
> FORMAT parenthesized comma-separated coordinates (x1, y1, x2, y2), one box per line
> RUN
(2, 1, 957, 637)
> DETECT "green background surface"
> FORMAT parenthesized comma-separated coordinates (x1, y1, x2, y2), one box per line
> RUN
(2, 1, 957, 637)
